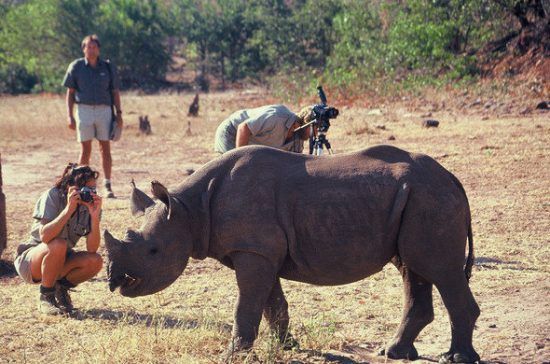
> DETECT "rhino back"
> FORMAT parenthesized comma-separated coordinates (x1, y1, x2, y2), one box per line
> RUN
(185, 145, 468, 285)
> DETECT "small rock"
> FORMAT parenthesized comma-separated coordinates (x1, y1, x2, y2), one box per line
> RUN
(536, 101, 548, 110)
(481, 116, 489, 120)
(422, 119, 440, 128)
(388, 135, 396, 140)
(471, 98, 482, 107)
(489, 324, 497, 328)
(375, 124, 386, 130)
(185, 168, 195, 175)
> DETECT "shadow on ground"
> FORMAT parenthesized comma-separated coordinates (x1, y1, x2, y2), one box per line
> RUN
(291, 343, 441, 364)
(475, 256, 536, 271)
(73, 307, 232, 333)
(0, 259, 16, 279)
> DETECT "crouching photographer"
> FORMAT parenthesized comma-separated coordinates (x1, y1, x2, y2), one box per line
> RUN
(14, 164, 103, 315)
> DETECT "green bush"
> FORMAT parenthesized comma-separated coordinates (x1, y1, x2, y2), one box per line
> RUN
(0, 63, 38, 94)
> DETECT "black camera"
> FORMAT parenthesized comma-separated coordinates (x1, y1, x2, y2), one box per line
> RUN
(312, 86, 339, 132)
(79, 186, 95, 203)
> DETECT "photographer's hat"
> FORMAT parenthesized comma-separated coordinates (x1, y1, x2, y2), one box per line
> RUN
(296, 105, 315, 125)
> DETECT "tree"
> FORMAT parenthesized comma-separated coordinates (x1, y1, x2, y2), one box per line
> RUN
(98, 0, 172, 88)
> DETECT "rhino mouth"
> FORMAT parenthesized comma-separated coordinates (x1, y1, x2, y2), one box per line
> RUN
(109, 273, 141, 293)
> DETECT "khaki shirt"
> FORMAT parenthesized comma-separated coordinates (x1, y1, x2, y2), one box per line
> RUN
(28, 187, 91, 248)
(62, 58, 120, 106)
(214, 105, 302, 153)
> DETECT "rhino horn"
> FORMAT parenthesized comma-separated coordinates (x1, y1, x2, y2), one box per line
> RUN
(130, 179, 155, 216)
(104, 229, 122, 257)
(151, 180, 175, 220)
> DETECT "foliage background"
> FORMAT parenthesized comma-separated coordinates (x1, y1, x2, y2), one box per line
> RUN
(0, 0, 547, 95)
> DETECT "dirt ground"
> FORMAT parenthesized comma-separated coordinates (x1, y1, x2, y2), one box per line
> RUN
(0, 90, 548, 363)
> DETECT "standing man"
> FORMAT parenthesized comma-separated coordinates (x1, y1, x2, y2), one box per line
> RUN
(214, 104, 314, 154)
(62, 34, 123, 198)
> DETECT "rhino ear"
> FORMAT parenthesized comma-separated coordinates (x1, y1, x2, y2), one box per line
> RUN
(104, 230, 122, 257)
(151, 180, 175, 219)
(130, 179, 155, 216)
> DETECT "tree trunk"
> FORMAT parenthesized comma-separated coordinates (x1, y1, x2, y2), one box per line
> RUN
(0, 154, 7, 258)
(220, 55, 226, 90)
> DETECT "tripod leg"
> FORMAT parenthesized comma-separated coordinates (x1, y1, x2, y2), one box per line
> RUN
(324, 139, 333, 154)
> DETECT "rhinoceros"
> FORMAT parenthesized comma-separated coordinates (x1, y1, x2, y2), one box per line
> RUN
(104, 145, 480, 363)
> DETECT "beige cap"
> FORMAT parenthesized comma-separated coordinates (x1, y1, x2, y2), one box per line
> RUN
(296, 105, 315, 125)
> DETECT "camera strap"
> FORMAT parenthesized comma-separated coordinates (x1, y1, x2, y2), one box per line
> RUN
(74, 206, 91, 237)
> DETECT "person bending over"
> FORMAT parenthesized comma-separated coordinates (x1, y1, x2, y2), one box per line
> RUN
(214, 104, 314, 154)
(14, 164, 103, 315)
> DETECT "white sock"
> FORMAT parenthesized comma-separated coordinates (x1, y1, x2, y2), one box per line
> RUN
(104, 179, 111, 186)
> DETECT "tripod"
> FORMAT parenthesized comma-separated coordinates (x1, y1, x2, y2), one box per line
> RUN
(310, 130, 333, 155)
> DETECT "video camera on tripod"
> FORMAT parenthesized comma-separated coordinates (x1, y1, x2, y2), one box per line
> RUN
(296, 86, 339, 155)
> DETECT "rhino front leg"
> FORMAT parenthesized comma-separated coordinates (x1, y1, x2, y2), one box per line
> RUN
(228, 252, 278, 353)
(263, 278, 298, 349)
(382, 267, 434, 360)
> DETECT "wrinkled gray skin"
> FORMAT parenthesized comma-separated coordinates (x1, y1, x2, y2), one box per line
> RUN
(105, 145, 480, 363)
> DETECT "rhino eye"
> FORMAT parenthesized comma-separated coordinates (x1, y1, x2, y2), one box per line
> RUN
(149, 247, 158, 255)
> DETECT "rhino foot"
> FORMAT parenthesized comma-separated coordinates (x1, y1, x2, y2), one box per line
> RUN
(222, 338, 254, 362)
(280, 333, 299, 350)
(439, 349, 480, 364)
(379, 343, 419, 360)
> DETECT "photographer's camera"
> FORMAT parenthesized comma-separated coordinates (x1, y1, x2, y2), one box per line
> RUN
(79, 186, 95, 203)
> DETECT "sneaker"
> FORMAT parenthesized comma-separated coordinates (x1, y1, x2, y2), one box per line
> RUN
(55, 283, 74, 313)
(105, 182, 115, 198)
(38, 291, 63, 315)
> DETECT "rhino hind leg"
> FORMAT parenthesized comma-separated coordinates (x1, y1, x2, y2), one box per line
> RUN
(227, 252, 279, 353)
(381, 267, 434, 360)
(435, 273, 480, 363)
(263, 278, 298, 349)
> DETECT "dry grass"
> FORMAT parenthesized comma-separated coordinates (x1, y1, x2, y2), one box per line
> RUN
(0, 89, 549, 363)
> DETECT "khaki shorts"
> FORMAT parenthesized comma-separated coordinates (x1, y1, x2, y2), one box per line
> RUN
(76, 104, 112, 142)
(14, 245, 75, 284)
(213, 119, 237, 154)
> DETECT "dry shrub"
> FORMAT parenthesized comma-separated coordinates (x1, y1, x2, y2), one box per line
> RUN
(0, 91, 548, 363)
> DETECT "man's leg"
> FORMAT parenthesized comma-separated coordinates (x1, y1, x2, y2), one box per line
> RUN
(79, 141, 92, 165)
(76, 104, 94, 165)
(98, 140, 114, 198)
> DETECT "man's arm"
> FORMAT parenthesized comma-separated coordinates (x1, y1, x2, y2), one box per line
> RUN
(236, 123, 252, 147)
(112, 89, 123, 127)
(66, 88, 76, 130)
(301, 124, 312, 141)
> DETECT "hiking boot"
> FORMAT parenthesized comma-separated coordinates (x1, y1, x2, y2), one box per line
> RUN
(105, 182, 115, 198)
(38, 291, 63, 315)
(55, 283, 74, 313)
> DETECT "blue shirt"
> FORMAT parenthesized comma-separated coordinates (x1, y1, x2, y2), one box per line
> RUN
(62, 58, 120, 106)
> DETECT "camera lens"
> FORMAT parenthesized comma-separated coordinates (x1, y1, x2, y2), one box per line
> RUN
(79, 187, 94, 202)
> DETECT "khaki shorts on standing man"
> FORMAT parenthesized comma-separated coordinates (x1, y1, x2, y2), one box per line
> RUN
(62, 34, 123, 198)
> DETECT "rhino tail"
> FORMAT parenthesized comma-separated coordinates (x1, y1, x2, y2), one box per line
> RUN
(388, 182, 410, 228)
(448, 172, 475, 282)
(464, 219, 474, 282)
